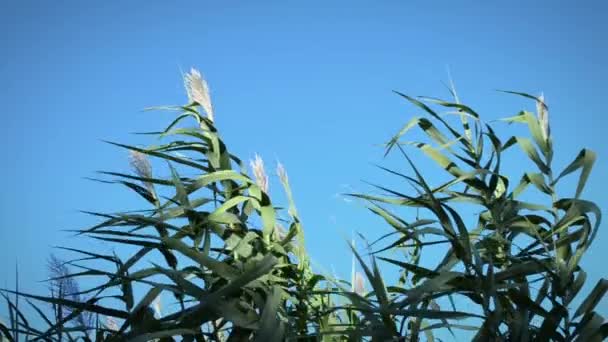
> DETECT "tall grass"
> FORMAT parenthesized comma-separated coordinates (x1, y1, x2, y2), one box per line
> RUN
(1, 70, 606, 341)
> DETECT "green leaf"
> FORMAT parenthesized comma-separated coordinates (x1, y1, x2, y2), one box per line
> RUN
(379, 257, 438, 279)
(497, 90, 547, 105)
(169, 164, 190, 207)
(574, 312, 605, 341)
(226, 232, 257, 258)
(507, 288, 549, 318)
(153, 266, 206, 298)
(161, 237, 239, 280)
(119, 181, 157, 204)
(514, 137, 549, 174)
(117, 286, 163, 335)
(393, 91, 468, 150)
(0, 289, 129, 319)
(500, 110, 548, 154)
(209, 196, 249, 219)
(97, 171, 175, 186)
(417, 96, 480, 119)
(104, 141, 208, 171)
(524, 173, 552, 195)
(190, 170, 252, 190)
(494, 259, 551, 282)
(171, 255, 278, 328)
(54, 246, 119, 264)
(385, 116, 422, 156)
(254, 286, 284, 342)
(0, 321, 13, 342)
(574, 279, 608, 319)
(554, 199, 602, 273)
(395, 272, 461, 308)
(552, 149, 596, 198)
(389, 309, 483, 320)
(259, 199, 276, 240)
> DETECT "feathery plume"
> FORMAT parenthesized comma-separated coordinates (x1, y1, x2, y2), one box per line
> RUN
(429, 301, 440, 311)
(250, 154, 269, 192)
(277, 161, 288, 185)
(354, 271, 366, 295)
(129, 150, 156, 196)
(152, 295, 162, 318)
(536, 93, 550, 141)
(277, 160, 300, 219)
(184, 68, 214, 122)
(129, 151, 152, 179)
(274, 223, 288, 241)
(104, 316, 118, 331)
(47, 254, 93, 327)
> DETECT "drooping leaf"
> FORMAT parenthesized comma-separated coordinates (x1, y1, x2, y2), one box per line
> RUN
(574, 279, 608, 319)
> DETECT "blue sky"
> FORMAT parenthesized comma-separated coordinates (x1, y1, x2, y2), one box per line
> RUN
(1, 0, 607, 335)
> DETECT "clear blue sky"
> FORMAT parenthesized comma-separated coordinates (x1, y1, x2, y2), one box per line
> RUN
(1, 0, 607, 334)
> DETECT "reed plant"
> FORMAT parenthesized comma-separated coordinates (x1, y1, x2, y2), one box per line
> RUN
(1, 70, 605, 341)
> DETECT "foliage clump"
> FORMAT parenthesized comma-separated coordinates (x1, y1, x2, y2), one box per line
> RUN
(1, 70, 606, 341)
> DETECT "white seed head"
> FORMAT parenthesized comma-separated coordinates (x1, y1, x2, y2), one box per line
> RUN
(276, 162, 289, 185)
(536, 93, 550, 141)
(274, 223, 288, 240)
(354, 271, 366, 295)
(129, 151, 152, 178)
(430, 301, 440, 310)
(152, 295, 162, 318)
(129, 151, 155, 194)
(184, 68, 214, 122)
(250, 154, 269, 193)
(104, 316, 118, 331)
